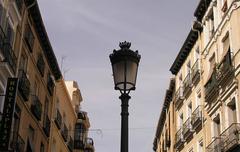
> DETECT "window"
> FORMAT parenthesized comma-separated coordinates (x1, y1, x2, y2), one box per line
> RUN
(19, 53, 28, 71)
(188, 102, 192, 118)
(208, 9, 215, 38)
(187, 61, 191, 74)
(195, 46, 200, 61)
(198, 140, 203, 152)
(27, 125, 35, 150)
(213, 115, 221, 137)
(40, 143, 44, 152)
(5, 21, 14, 46)
(196, 93, 201, 108)
(227, 98, 237, 125)
(179, 113, 183, 129)
(208, 54, 216, 77)
(43, 98, 49, 124)
(221, 32, 230, 60)
(179, 73, 183, 87)
(24, 24, 34, 52)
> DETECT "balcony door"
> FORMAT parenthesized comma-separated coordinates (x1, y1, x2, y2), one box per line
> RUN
(226, 98, 237, 126)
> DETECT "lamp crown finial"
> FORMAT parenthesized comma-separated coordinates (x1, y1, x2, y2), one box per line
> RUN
(119, 41, 131, 49)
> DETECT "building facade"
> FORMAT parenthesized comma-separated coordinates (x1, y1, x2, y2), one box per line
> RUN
(154, 0, 240, 152)
(0, 0, 94, 152)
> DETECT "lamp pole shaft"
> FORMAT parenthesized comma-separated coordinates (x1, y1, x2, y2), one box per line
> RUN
(120, 94, 131, 152)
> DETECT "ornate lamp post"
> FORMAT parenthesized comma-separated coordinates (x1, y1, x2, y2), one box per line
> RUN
(109, 41, 141, 152)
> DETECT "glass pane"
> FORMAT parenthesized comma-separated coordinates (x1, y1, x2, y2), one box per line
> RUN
(126, 61, 137, 90)
(113, 61, 125, 90)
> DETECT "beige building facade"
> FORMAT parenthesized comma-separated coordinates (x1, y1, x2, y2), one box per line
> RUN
(0, 0, 94, 152)
(154, 0, 240, 152)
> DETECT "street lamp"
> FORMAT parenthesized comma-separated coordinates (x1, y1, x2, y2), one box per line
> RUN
(109, 41, 141, 152)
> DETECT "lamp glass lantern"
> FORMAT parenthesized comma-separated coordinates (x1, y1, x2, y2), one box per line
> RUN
(109, 41, 141, 94)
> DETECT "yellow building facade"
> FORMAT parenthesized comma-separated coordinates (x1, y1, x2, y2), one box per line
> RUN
(154, 0, 240, 152)
(0, 1, 94, 152)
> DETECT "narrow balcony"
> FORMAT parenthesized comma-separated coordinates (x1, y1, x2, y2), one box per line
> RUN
(85, 138, 94, 151)
(206, 137, 224, 152)
(18, 70, 30, 101)
(68, 136, 74, 152)
(175, 87, 184, 109)
(37, 55, 45, 77)
(78, 111, 86, 120)
(31, 95, 42, 121)
(61, 123, 68, 142)
(220, 123, 240, 152)
(2, 42, 17, 73)
(191, 59, 200, 85)
(175, 128, 184, 150)
(43, 115, 51, 137)
(47, 75, 54, 96)
(191, 106, 203, 130)
(183, 73, 192, 97)
(204, 69, 218, 102)
(182, 117, 193, 140)
(54, 109, 62, 129)
(217, 51, 234, 87)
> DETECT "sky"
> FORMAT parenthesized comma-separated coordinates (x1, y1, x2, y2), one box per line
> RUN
(38, 0, 198, 151)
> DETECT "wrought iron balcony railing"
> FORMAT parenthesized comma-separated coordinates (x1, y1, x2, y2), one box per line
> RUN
(11, 133, 25, 152)
(61, 123, 68, 142)
(2, 42, 17, 73)
(206, 137, 224, 152)
(43, 115, 51, 137)
(183, 73, 192, 96)
(74, 140, 85, 150)
(220, 123, 240, 151)
(217, 51, 234, 86)
(18, 70, 30, 101)
(54, 109, 62, 129)
(47, 75, 54, 96)
(31, 95, 42, 121)
(204, 69, 218, 102)
(175, 128, 184, 149)
(182, 117, 193, 139)
(191, 59, 200, 84)
(175, 87, 184, 108)
(191, 106, 203, 130)
(68, 136, 74, 152)
(37, 54, 45, 77)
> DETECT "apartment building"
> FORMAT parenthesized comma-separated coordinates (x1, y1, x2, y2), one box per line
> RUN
(0, 1, 95, 152)
(154, 0, 240, 152)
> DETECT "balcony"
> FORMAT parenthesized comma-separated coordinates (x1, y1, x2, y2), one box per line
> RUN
(175, 128, 184, 149)
(204, 69, 218, 102)
(206, 137, 224, 152)
(221, 123, 240, 151)
(11, 134, 25, 152)
(47, 75, 54, 96)
(31, 95, 42, 121)
(68, 136, 74, 152)
(191, 59, 200, 85)
(175, 87, 184, 109)
(43, 116, 51, 137)
(61, 123, 68, 142)
(217, 52, 234, 87)
(191, 106, 203, 130)
(85, 138, 94, 151)
(37, 55, 45, 77)
(182, 117, 193, 140)
(2, 41, 17, 73)
(74, 140, 85, 150)
(18, 70, 30, 101)
(54, 109, 62, 129)
(183, 73, 192, 97)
